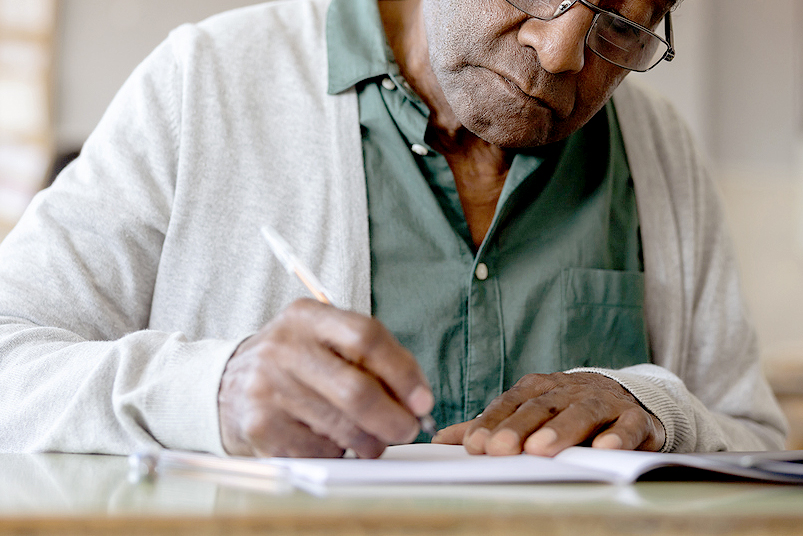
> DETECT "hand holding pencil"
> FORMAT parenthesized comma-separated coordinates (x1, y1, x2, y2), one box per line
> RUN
(217, 225, 436, 459)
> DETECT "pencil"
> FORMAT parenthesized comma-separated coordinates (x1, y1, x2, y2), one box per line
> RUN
(260, 224, 438, 438)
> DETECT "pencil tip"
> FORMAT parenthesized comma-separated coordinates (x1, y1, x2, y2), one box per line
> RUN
(419, 415, 438, 437)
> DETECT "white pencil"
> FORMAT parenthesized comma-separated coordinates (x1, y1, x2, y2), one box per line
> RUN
(259, 224, 438, 438)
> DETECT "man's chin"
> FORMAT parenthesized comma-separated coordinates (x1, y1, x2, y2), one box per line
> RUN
(464, 118, 560, 149)
(452, 97, 575, 148)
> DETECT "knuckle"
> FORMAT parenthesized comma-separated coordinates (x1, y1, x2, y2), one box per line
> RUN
(334, 420, 365, 446)
(612, 409, 658, 448)
(270, 301, 303, 328)
(514, 373, 546, 390)
(519, 397, 558, 417)
(286, 297, 321, 316)
(338, 377, 381, 418)
(345, 317, 387, 357)
(620, 407, 651, 431)
(269, 299, 322, 335)
(579, 397, 608, 419)
(311, 408, 361, 444)
(485, 392, 520, 415)
(241, 411, 276, 443)
(620, 406, 644, 422)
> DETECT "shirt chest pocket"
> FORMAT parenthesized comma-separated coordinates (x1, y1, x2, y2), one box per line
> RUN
(560, 268, 650, 370)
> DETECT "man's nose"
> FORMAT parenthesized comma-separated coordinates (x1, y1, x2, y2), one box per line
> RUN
(517, 8, 593, 74)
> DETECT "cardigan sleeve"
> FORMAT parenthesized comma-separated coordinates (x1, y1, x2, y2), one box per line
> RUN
(0, 32, 239, 456)
(569, 80, 788, 453)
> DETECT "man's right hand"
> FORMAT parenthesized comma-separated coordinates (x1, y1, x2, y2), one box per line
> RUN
(218, 299, 434, 459)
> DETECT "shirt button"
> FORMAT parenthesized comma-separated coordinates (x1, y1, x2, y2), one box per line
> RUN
(475, 263, 489, 281)
(381, 77, 396, 91)
(411, 144, 429, 156)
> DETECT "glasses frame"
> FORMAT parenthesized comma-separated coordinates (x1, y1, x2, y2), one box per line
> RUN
(504, 0, 675, 72)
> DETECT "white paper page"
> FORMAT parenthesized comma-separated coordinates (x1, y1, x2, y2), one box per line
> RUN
(270, 444, 621, 485)
(554, 447, 687, 483)
(553, 446, 803, 483)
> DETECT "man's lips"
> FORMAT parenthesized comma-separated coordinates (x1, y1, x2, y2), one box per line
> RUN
(487, 67, 571, 118)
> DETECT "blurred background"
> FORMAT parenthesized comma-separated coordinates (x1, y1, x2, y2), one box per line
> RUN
(0, 0, 801, 446)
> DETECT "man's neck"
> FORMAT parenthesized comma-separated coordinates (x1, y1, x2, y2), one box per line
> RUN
(378, 0, 513, 249)
(378, 0, 478, 147)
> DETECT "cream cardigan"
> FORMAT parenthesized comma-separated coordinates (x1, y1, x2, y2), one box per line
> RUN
(0, 0, 786, 454)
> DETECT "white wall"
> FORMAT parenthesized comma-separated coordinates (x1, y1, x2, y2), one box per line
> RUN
(639, 0, 800, 177)
(638, 0, 715, 158)
(636, 0, 803, 367)
(54, 0, 256, 149)
(710, 0, 799, 177)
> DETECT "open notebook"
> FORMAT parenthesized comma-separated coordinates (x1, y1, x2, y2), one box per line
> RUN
(137, 444, 803, 487)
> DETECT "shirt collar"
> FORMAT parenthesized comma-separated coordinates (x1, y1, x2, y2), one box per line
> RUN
(327, 0, 398, 95)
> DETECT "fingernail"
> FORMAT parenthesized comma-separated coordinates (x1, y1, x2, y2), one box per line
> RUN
(524, 428, 558, 455)
(408, 385, 434, 415)
(594, 433, 624, 450)
(465, 428, 491, 454)
(487, 429, 521, 456)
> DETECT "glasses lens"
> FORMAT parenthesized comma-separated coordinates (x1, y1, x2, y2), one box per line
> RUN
(587, 12, 668, 71)
(505, 0, 570, 20)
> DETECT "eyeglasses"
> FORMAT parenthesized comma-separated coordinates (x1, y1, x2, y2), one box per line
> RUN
(504, 0, 675, 72)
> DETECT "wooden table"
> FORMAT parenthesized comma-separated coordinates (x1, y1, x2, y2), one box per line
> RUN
(1, 453, 803, 536)
(766, 356, 803, 450)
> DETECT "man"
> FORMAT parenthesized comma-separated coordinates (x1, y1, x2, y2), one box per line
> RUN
(0, 0, 787, 458)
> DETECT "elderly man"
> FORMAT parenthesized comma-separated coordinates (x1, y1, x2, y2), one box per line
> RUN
(0, 0, 787, 458)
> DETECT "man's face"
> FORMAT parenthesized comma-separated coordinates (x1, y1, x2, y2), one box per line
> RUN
(421, 0, 668, 148)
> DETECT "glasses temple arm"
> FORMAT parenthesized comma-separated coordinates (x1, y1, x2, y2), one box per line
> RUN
(664, 12, 675, 61)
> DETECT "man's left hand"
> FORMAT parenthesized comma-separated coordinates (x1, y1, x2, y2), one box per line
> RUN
(431, 372, 665, 456)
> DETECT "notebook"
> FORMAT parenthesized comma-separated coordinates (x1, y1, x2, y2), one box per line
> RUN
(136, 443, 803, 487)
(267, 443, 803, 485)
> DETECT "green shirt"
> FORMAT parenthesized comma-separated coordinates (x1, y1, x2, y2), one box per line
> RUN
(327, 0, 649, 429)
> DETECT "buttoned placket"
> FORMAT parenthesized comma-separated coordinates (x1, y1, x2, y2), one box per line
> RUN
(463, 243, 507, 420)
(374, 67, 529, 423)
